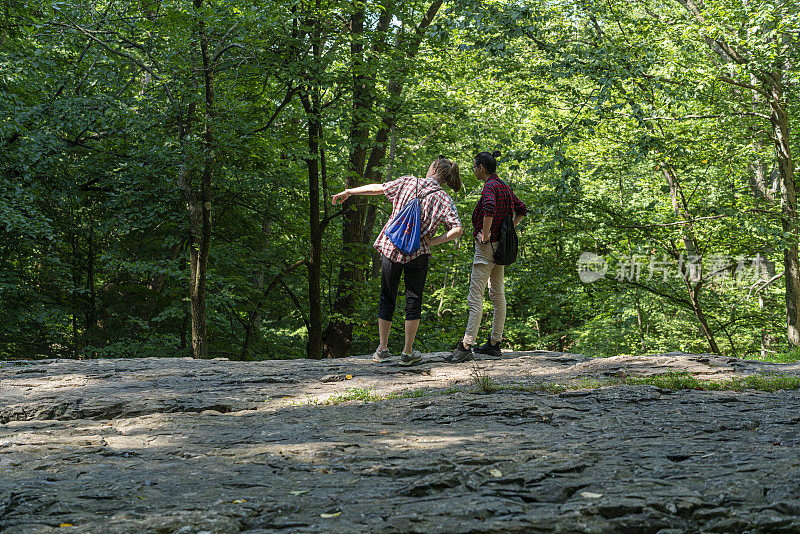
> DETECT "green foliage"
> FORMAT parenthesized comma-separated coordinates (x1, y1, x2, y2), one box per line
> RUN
(323, 387, 382, 404)
(621, 371, 800, 392)
(748, 348, 800, 364)
(469, 362, 497, 394)
(1, 0, 798, 360)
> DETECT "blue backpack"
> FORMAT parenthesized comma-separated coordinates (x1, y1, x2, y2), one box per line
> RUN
(384, 178, 440, 255)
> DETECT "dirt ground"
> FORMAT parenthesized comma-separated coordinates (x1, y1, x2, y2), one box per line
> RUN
(2, 350, 800, 533)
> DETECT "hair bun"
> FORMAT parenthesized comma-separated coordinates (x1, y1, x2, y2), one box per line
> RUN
(491, 150, 501, 158)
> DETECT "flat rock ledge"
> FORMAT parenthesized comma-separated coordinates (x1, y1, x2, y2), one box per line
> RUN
(2, 351, 800, 533)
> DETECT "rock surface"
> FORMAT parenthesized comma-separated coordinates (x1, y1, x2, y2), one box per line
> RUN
(1, 351, 800, 533)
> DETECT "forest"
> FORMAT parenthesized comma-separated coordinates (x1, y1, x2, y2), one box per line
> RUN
(0, 0, 797, 361)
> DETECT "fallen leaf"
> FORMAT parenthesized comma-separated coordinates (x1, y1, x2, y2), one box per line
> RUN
(320, 512, 341, 518)
(580, 491, 603, 499)
(345, 374, 352, 380)
(488, 468, 502, 477)
(289, 490, 310, 496)
(59, 525, 74, 528)
(232, 499, 246, 504)
(380, 429, 388, 434)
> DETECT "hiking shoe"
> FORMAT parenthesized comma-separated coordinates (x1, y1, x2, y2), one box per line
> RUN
(444, 342, 473, 363)
(474, 337, 502, 357)
(372, 347, 392, 363)
(399, 349, 422, 366)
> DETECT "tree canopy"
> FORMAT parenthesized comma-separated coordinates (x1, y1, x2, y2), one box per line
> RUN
(1, 0, 797, 360)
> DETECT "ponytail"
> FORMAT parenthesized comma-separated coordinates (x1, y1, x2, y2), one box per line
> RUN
(475, 150, 501, 174)
(432, 155, 462, 193)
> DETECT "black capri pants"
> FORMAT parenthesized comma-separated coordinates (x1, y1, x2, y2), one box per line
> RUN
(378, 254, 430, 321)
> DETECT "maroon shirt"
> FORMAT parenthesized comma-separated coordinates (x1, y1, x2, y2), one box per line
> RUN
(472, 175, 528, 242)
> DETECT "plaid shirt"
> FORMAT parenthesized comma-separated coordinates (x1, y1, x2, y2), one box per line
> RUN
(472, 175, 528, 242)
(374, 175, 462, 263)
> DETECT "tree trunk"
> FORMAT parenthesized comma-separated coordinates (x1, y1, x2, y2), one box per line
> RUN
(685, 278, 721, 355)
(301, 90, 324, 360)
(188, 246, 208, 359)
(663, 165, 721, 355)
(70, 224, 79, 358)
(677, 0, 799, 347)
(186, 3, 214, 359)
(748, 73, 776, 202)
(86, 230, 97, 338)
(176, 0, 215, 360)
(321, 5, 370, 359)
(299, 1, 324, 359)
(632, 289, 645, 352)
(322, 0, 444, 357)
(307, 127, 324, 360)
(178, 246, 189, 351)
(769, 76, 800, 347)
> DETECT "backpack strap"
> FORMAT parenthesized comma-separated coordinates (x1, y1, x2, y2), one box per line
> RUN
(419, 187, 443, 200)
(415, 184, 444, 236)
(494, 177, 517, 216)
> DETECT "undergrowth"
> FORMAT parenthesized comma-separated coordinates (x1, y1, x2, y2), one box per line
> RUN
(290, 371, 800, 407)
(621, 371, 800, 392)
(744, 348, 800, 364)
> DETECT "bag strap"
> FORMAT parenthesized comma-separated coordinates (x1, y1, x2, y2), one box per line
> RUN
(416, 182, 443, 235)
(482, 176, 510, 206)
(494, 177, 518, 217)
(414, 177, 443, 198)
(419, 187, 442, 200)
(495, 177, 513, 197)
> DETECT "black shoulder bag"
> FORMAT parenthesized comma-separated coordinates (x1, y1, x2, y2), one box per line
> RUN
(491, 179, 519, 266)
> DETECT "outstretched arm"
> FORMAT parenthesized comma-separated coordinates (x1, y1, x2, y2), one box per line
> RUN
(331, 183, 385, 205)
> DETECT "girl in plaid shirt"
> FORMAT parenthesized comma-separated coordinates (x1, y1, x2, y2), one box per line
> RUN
(332, 156, 464, 366)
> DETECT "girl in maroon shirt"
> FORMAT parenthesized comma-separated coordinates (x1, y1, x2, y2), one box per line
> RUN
(448, 150, 527, 362)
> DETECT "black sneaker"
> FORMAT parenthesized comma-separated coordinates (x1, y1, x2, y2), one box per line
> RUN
(474, 337, 502, 357)
(444, 342, 473, 363)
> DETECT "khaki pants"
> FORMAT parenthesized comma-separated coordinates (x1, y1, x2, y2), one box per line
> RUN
(462, 240, 506, 346)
